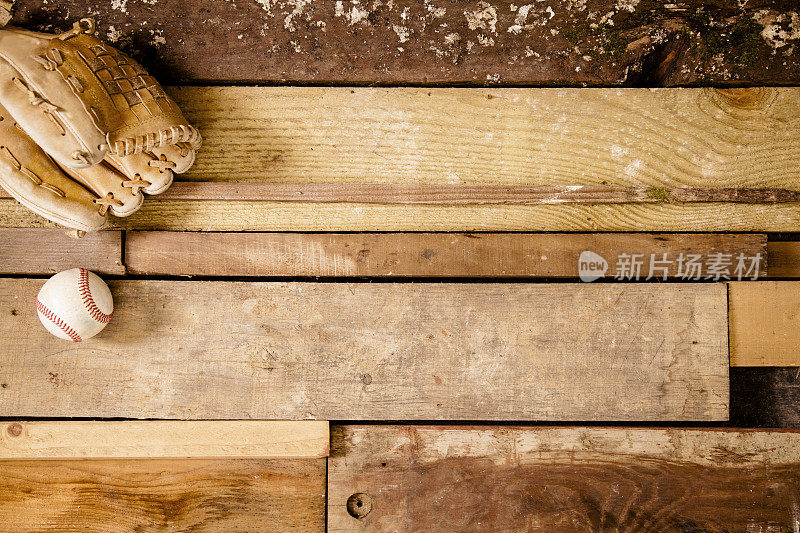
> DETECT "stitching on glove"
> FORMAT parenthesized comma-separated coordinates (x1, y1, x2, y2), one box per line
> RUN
(122, 176, 151, 195)
(93, 192, 123, 215)
(0, 146, 67, 197)
(11, 77, 66, 136)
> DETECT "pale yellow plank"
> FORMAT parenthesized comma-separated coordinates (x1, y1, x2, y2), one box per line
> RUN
(0, 421, 329, 459)
(2, 86, 800, 231)
(729, 281, 800, 366)
(0, 279, 728, 421)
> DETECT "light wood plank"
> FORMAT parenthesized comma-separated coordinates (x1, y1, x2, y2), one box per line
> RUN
(329, 426, 800, 532)
(0, 279, 728, 420)
(0, 458, 325, 532)
(0, 228, 124, 275)
(766, 241, 800, 277)
(126, 231, 766, 278)
(3, 86, 800, 231)
(0, 421, 328, 459)
(729, 281, 800, 366)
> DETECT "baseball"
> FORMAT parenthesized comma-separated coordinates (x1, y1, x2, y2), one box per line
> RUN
(35, 268, 114, 342)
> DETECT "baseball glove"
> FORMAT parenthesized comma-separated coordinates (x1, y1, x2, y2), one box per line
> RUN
(0, 18, 201, 234)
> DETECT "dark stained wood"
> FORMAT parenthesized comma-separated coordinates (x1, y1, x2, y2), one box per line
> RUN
(11, 0, 800, 85)
(125, 231, 766, 278)
(766, 241, 800, 277)
(730, 368, 800, 428)
(329, 426, 800, 532)
(0, 228, 125, 275)
(0, 458, 326, 532)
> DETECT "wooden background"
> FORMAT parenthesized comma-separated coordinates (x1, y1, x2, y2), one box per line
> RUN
(2, 0, 800, 531)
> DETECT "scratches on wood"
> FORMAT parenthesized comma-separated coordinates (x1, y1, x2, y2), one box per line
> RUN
(0, 279, 728, 421)
(125, 231, 766, 278)
(328, 426, 800, 532)
(0, 228, 124, 275)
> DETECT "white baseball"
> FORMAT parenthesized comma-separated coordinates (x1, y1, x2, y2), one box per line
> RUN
(35, 268, 114, 342)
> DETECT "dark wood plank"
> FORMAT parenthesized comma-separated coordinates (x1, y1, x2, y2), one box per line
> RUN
(11, 0, 800, 85)
(766, 241, 800, 277)
(730, 367, 800, 429)
(0, 279, 728, 421)
(329, 426, 800, 532)
(126, 231, 766, 278)
(0, 458, 325, 532)
(0, 228, 124, 275)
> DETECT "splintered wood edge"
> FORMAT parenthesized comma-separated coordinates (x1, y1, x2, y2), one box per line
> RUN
(0, 421, 330, 459)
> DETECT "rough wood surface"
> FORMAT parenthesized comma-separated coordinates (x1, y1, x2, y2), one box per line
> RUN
(328, 426, 800, 532)
(0, 458, 325, 532)
(730, 368, 800, 428)
(0, 228, 124, 275)
(2, 86, 800, 231)
(126, 231, 766, 278)
(0, 421, 329, 459)
(11, 0, 800, 86)
(0, 279, 728, 421)
(766, 241, 800, 277)
(729, 281, 800, 366)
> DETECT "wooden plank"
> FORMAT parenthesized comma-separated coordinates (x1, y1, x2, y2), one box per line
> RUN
(0, 458, 325, 532)
(730, 368, 800, 428)
(6, 183, 792, 204)
(126, 231, 766, 278)
(729, 281, 800, 367)
(0, 228, 124, 275)
(766, 241, 800, 277)
(0, 279, 728, 421)
(2, 86, 799, 231)
(328, 426, 800, 532)
(0, 421, 329, 459)
(11, 1, 800, 86)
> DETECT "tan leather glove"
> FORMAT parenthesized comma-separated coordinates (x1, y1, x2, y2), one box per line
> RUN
(0, 19, 201, 233)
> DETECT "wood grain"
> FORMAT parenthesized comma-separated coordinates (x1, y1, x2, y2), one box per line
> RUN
(766, 241, 800, 277)
(0, 458, 325, 532)
(729, 281, 800, 367)
(0, 228, 124, 275)
(0, 279, 728, 421)
(126, 231, 766, 278)
(11, 0, 800, 86)
(0, 421, 329, 459)
(3, 86, 800, 231)
(328, 426, 800, 532)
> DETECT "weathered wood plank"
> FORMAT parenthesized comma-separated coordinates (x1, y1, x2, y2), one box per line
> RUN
(126, 231, 766, 278)
(0, 228, 124, 275)
(328, 426, 800, 532)
(3, 86, 800, 231)
(729, 281, 800, 366)
(730, 368, 800, 428)
(766, 241, 800, 277)
(11, 0, 800, 86)
(0, 458, 325, 532)
(0, 421, 329, 459)
(0, 279, 728, 420)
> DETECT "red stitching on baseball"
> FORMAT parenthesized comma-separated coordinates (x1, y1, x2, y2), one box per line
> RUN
(36, 298, 82, 342)
(78, 268, 112, 324)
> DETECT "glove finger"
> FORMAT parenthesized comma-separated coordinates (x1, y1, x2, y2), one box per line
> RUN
(104, 151, 172, 196)
(0, 25, 109, 168)
(59, 158, 144, 218)
(0, 103, 106, 232)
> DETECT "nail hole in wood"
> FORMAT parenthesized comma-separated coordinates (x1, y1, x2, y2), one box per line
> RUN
(347, 492, 372, 519)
